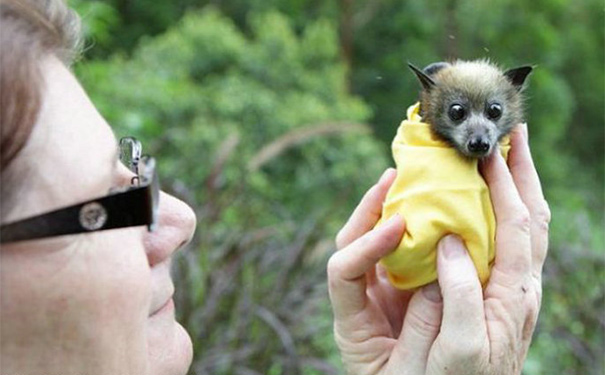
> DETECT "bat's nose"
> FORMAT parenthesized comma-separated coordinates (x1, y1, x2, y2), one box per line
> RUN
(467, 137, 490, 154)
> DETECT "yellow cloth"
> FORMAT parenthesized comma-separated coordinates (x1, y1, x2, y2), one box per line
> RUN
(379, 103, 510, 290)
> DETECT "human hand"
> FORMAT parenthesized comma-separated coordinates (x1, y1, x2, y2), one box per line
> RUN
(424, 123, 550, 374)
(327, 123, 550, 375)
(327, 166, 445, 374)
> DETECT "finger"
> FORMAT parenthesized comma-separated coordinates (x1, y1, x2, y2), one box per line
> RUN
(335, 168, 397, 249)
(508, 124, 546, 201)
(436, 236, 487, 351)
(392, 282, 442, 373)
(481, 150, 532, 282)
(328, 214, 404, 319)
(508, 124, 551, 277)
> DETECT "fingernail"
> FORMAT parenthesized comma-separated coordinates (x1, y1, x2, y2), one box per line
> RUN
(522, 123, 529, 140)
(438, 235, 466, 259)
(422, 282, 442, 302)
(492, 148, 505, 166)
(378, 168, 396, 185)
(384, 213, 402, 228)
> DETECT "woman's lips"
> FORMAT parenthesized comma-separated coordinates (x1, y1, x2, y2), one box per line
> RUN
(150, 297, 174, 317)
(150, 274, 175, 316)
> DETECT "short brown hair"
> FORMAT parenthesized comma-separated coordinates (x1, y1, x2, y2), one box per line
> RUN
(0, 0, 81, 169)
(0, 0, 81, 218)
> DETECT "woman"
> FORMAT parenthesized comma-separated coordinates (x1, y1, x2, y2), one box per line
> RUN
(1, 0, 195, 373)
(1, 0, 550, 374)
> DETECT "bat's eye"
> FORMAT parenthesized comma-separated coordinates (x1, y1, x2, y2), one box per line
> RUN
(487, 103, 502, 120)
(448, 104, 466, 122)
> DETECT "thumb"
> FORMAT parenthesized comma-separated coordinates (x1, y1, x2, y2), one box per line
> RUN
(436, 235, 486, 347)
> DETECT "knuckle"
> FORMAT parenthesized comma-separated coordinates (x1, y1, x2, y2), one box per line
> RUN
(448, 279, 481, 300)
(327, 258, 344, 294)
(519, 281, 540, 317)
(449, 338, 486, 362)
(533, 200, 551, 232)
(326, 253, 344, 280)
(407, 308, 440, 337)
(533, 250, 548, 274)
(505, 208, 531, 234)
(335, 229, 347, 250)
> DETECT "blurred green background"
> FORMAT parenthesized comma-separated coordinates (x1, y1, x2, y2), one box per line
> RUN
(70, 0, 604, 374)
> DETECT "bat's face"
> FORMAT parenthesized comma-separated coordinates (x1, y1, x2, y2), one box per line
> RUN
(431, 92, 514, 158)
(409, 61, 532, 158)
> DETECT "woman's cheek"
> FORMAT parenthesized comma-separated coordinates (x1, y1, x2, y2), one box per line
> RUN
(94, 229, 152, 323)
(61, 231, 151, 364)
(0, 230, 152, 371)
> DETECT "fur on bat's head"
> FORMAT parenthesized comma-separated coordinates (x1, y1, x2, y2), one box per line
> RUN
(408, 60, 533, 158)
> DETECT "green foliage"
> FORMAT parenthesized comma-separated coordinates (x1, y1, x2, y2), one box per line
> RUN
(525, 208, 605, 375)
(69, 0, 120, 58)
(77, 7, 385, 373)
(349, 0, 603, 211)
(72, 0, 604, 373)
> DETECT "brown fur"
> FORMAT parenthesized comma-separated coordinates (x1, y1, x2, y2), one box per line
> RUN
(410, 59, 532, 158)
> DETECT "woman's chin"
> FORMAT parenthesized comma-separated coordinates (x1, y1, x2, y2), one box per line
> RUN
(174, 322, 194, 371)
(147, 317, 193, 375)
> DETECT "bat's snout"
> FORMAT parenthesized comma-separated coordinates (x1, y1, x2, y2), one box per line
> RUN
(466, 136, 491, 157)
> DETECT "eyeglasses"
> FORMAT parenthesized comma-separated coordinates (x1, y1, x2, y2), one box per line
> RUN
(0, 137, 159, 244)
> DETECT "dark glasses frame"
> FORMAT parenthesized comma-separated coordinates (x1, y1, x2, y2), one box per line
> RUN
(0, 137, 159, 244)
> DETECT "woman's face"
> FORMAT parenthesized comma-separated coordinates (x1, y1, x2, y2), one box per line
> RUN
(0, 57, 196, 375)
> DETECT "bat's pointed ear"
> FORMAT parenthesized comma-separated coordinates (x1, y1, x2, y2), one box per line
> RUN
(408, 63, 436, 91)
(504, 66, 533, 91)
(423, 61, 450, 77)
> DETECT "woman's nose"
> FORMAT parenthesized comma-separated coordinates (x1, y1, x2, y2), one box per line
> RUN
(144, 192, 197, 266)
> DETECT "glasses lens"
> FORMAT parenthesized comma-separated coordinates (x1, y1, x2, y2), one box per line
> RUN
(119, 137, 142, 174)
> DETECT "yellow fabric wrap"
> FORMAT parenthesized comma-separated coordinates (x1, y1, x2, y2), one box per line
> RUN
(378, 103, 510, 290)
